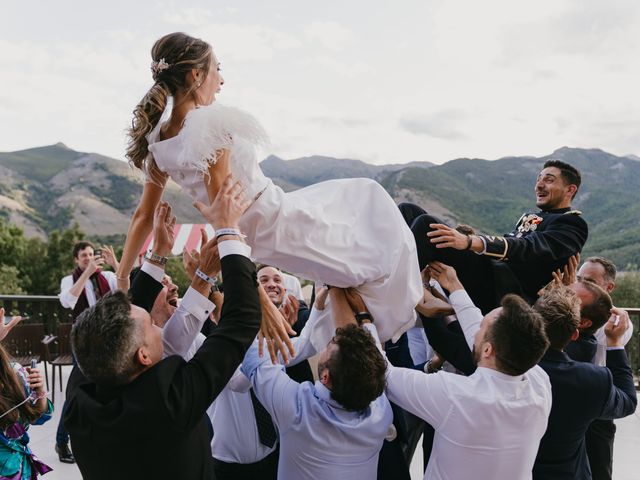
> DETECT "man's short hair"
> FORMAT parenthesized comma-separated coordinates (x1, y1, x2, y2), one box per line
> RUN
(71, 290, 142, 386)
(585, 256, 617, 283)
(534, 286, 581, 350)
(72, 241, 95, 259)
(326, 324, 386, 411)
(577, 279, 613, 335)
(543, 159, 582, 198)
(486, 295, 549, 375)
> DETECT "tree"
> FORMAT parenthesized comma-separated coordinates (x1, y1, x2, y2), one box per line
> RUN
(612, 272, 640, 309)
(0, 265, 25, 295)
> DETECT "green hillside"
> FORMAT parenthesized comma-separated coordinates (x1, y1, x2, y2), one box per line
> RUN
(0, 143, 83, 182)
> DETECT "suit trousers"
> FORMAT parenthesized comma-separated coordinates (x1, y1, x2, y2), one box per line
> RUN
(586, 418, 616, 480)
(212, 449, 279, 480)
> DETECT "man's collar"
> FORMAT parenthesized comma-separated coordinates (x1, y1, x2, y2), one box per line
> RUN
(539, 206, 572, 214)
(314, 380, 347, 410)
(542, 349, 571, 363)
(476, 366, 525, 382)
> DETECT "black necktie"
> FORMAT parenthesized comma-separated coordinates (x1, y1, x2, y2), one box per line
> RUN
(250, 388, 278, 447)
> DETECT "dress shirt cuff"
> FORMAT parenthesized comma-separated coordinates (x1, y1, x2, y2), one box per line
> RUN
(363, 323, 383, 352)
(606, 346, 625, 351)
(59, 291, 78, 309)
(182, 286, 216, 317)
(218, 239, 252, 259)
(476, 236, 487, 255)
(141, 261, 165, 283)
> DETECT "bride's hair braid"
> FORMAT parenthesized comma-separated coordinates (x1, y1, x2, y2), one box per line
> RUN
(126, 32, 212, 171)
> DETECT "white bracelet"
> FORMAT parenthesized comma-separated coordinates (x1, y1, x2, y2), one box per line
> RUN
(215, 228, 244, 239)
(195, 268, 217, 287)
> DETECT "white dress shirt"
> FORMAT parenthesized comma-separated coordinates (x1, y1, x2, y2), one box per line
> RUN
(385, 289, 553, 480)
(282, 272, 305, 301)
(158, 240, 280, 464)
(593, 317, 633, 366)
(241, 326, 393, 480)
(59, 270, 117, 309)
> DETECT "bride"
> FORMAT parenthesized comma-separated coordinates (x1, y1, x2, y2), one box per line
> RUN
(117, 32, 423, 355)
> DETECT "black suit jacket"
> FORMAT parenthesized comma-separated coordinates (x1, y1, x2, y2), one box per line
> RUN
(486, 208, 588, 303)
(64, 254, 261, 480)
(533, 349, 637, 480)
(128, 269, 164, 313)
(564, 333, 598, 364)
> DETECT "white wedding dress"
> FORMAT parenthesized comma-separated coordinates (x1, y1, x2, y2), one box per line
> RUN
(148, 103, 422, 347)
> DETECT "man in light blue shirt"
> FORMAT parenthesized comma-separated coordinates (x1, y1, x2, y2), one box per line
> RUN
(242, 287, 393, 480)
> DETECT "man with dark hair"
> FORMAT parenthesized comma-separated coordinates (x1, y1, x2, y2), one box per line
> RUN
(385, 262, 552, 480)
(56, 241, 119, 463)
(573, 257, 633, 480)
(65, 184, 262, 480)
(241, 287, 392, 480)
(404, 159, 588, 313)
(532, 286, 637, 480)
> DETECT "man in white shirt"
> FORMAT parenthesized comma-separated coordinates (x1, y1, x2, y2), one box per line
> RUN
(385, 261, 552, 480)
(56, 241, 119, 463)
(59, 242, 118, 318)
(241, 287, 393, 480)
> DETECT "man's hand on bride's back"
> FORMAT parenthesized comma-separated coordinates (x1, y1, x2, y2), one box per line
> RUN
(193, 174, 251, 230)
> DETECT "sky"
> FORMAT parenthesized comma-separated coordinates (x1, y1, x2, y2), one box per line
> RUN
(1, 0, 639, 165)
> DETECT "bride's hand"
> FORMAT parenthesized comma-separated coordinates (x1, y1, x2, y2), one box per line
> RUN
(259, 287, 296, 364)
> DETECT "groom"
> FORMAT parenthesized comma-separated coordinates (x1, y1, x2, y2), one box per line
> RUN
(403, 159, 588, 313)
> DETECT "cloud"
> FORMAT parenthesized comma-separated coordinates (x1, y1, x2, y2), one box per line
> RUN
(303, 21, 356, 51)
(398, 110, 468, 140)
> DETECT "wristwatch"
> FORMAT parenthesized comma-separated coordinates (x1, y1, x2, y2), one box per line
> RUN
(354, 311, 373, 326)
(144, 251, 168, 266)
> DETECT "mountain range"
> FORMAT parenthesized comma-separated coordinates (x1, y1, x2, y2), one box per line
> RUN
(1, 143, 638, 268)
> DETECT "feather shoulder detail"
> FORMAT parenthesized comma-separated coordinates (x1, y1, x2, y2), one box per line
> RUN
(178, 103, 268, 172)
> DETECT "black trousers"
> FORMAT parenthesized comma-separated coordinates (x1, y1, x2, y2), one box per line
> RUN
(212, 449, 279, 480)
(401, 202, 504, 314)
(586, 419, 616, 480)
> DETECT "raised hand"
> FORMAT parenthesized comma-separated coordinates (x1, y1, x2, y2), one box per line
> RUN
(415, 287, 454, 318)
(279, 294, 300, 327)
(152, 201, 177, 257)
(344, 288, 367, 314)
(561, 253, 580, 286)
(193, 174, 251, 231)
(0, 307, 23, 342)
(425, 261, 464, 293)
(604, 307, 630, 347)
(258, 287, 297, 364)
(314, 286, 330, 311)
(183, 229, 208, 280)
(100, 245, 119, 270)
(199, 236, 221, 278)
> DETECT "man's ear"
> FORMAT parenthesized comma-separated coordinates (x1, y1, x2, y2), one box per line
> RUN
(319, 368, 331, 388)
(579, 318, 593, 331)
(135, 346, 153, 367)
(570, 329, 580, 341)
(482, 341, 494, 359)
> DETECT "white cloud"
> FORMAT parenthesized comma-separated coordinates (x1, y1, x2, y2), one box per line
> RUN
(2, 0, 639, 165)
(303, 21, 356, 51)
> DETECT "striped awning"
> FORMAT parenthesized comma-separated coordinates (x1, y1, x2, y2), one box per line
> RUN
(140, 224, 216, 257)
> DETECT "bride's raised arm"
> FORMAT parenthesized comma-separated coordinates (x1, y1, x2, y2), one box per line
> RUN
(117, 164, 168, 291)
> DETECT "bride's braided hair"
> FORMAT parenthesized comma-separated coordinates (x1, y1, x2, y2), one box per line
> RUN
(127, 32, 212, 171)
